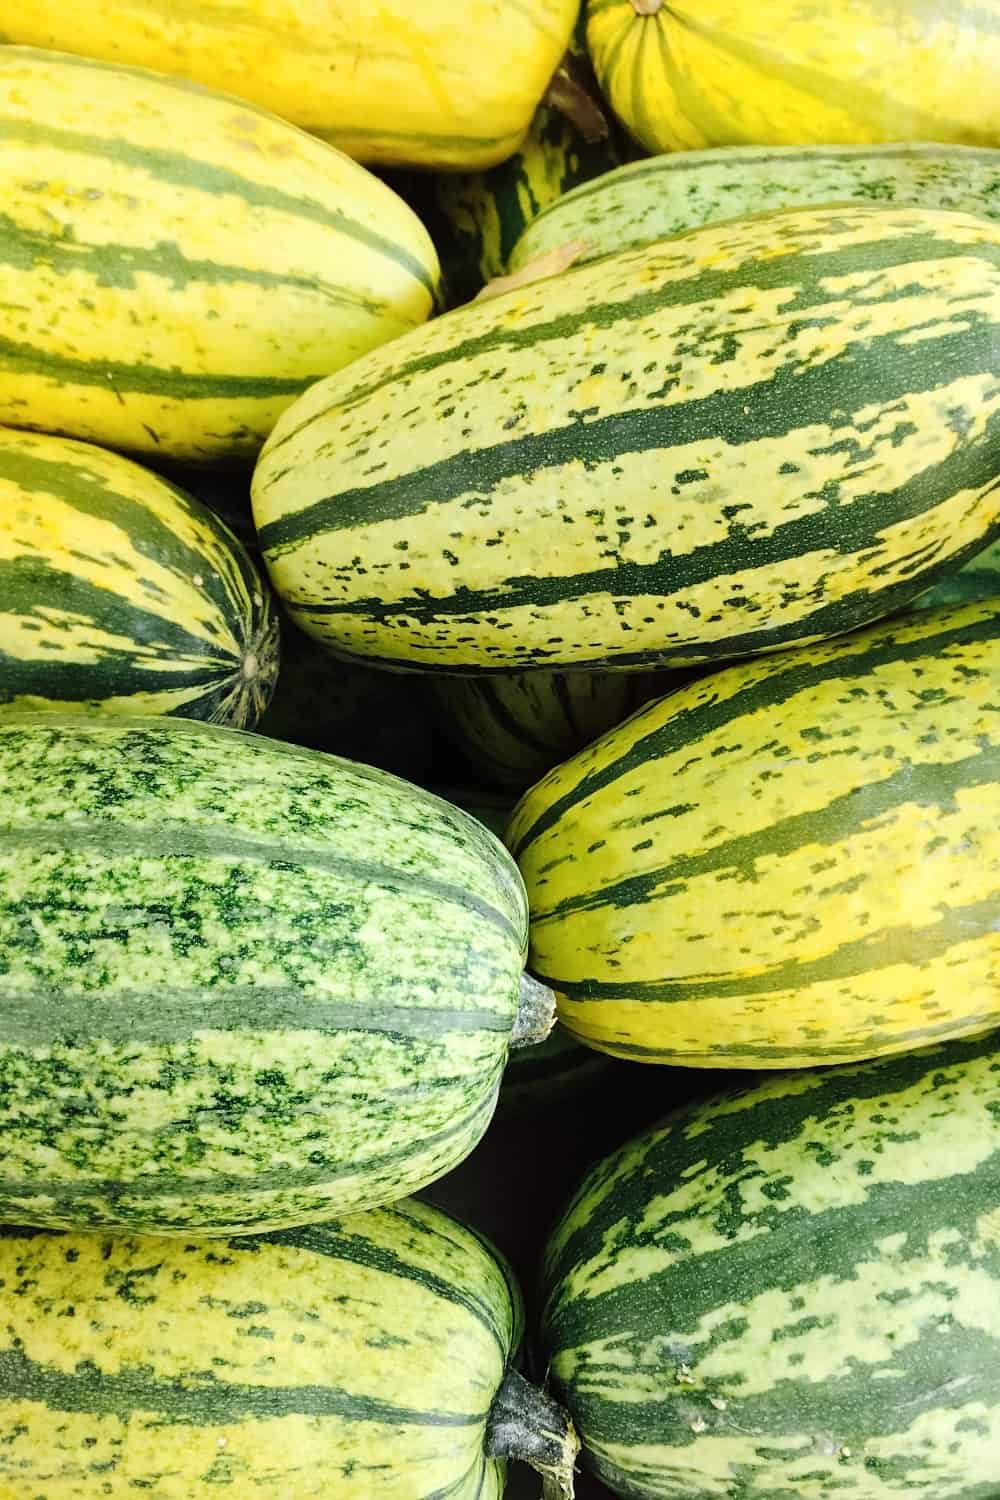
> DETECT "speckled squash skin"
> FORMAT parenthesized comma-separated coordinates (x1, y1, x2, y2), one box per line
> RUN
(509, 598, 1000, 1069)
(0, 47, 440, 462)
(0, 1199, 520, 1498)
(541, 1029, 1000, 1499)
(510, 142, 1000, 273)
(253, 203, 1000, 674)
(0, 715, 530, 1235)
(585, 0, 1000, 155)
(0, 427, 278, 726)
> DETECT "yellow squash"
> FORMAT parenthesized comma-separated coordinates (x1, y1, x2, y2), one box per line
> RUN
(586, 0, 1000, 154)
(4, 3, 578, 170)
(508, 598, 1000, 1069)
(0, 47, 440, 462)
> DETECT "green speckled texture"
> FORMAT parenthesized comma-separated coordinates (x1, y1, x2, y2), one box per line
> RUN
(0, 714, 529, 1234)
(0, 1199, 516, 1498)
(541, 1030, 1000, 1500)
(510, 142, 1000, 273)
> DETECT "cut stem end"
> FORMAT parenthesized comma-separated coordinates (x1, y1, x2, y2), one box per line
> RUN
(485, 1368, 578, 1498)
(511, 972, 558, 1048)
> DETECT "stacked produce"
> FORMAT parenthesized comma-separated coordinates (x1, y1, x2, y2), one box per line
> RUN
(0, 5, 998, 1497)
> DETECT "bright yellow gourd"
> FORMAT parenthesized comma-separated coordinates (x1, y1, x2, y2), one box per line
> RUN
(5, 2, 579, 170)
(586, 0, 1000, 154)
(0, 47, 440, 461)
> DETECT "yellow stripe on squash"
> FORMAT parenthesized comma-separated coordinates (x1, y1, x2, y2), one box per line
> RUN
(0, 47, 440, 461)
(3, 3, 578, 170)
(586, 0, 1000, 154)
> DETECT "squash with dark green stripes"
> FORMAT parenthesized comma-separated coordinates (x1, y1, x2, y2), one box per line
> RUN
(258, 613, 437, 778)
(541, 1027, 1000, 1500)
(913, 537, 1000, 611)
(3, 3, 578, 171)
(432, 787, 614, 1109)
(510, 142, 1000, 274)
(0, 1200, 578, 1499)
(0, 713, 555, 1235)
(427, 15, 627, 305)
(435, 670, 673, 789)
(585, 0, 1000, 156)
(508, 597, 1000, 1069)
(0, 47, 440, 463)
(0, 428, 278, 726)
(253, 202, 1000, 674)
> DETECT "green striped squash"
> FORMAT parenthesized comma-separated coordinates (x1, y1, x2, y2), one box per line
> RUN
(0, 427, 278, 726)
(258, 613, 437, 779)
(253, 202, 1000, 674)
(913, 537, 1000, 611)
(435, 671, 672, 789)
(152, 462, 259, 555)
(0, 1199, 577, 1499)
(0, 47, 440, 463)
(585, 0, 1000, 155)
(508, 597, 1000, 1069)
(510, 142, 1000, 274)
(541, 1027, 1000, 1500)
(0, 713, 551, 1235)
(428, 23, 626, 305)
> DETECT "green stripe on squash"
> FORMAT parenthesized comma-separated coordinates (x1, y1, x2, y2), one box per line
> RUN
(0, 712, 554, 1235)
(541, 1027, 1000, 1499)
(0, 426, 278, 727)
(508, 597, 1000, 1069)
(253, 202, 1000, 675)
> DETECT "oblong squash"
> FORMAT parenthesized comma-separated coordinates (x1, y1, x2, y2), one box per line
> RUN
(0, 713, 545, 1234)
(1, 3, 578, 171)
(0, 47, 440, 462)
(541, 1029, 1000, 1500)
(510, 142, 1000, 273)
(0, 1201, 577, 1499)
(508, 597, 1000, 1069)
(0, 427, 278, 726)
(586, 0, 1000, 155)
(253, 202, 1000, 674)
(434, 670, 671, 789)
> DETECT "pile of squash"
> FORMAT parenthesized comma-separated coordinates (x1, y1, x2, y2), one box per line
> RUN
(0, 5, 999, 1498)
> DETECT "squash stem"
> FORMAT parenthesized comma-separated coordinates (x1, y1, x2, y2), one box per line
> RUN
(485, 1367, 578, 1497)
(630, 0, 663, 13)
(511, 972, 557, 1048)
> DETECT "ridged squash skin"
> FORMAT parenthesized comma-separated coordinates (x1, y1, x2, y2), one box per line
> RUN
(0, 1200, 519, 1499)
(508, 598, 1000, 1069)
(435, 670, 672, 789)
(540, 1029, 1000, 1500)
(585, 0, 1000, 155)
(0, 714, 530, 1234)
(511, 142, 1000, 273)
(253, 202, 1000, 674)
(0, 47, 440, 462)
(2, 3, 578, 170)
(0, 427, 278, 726)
